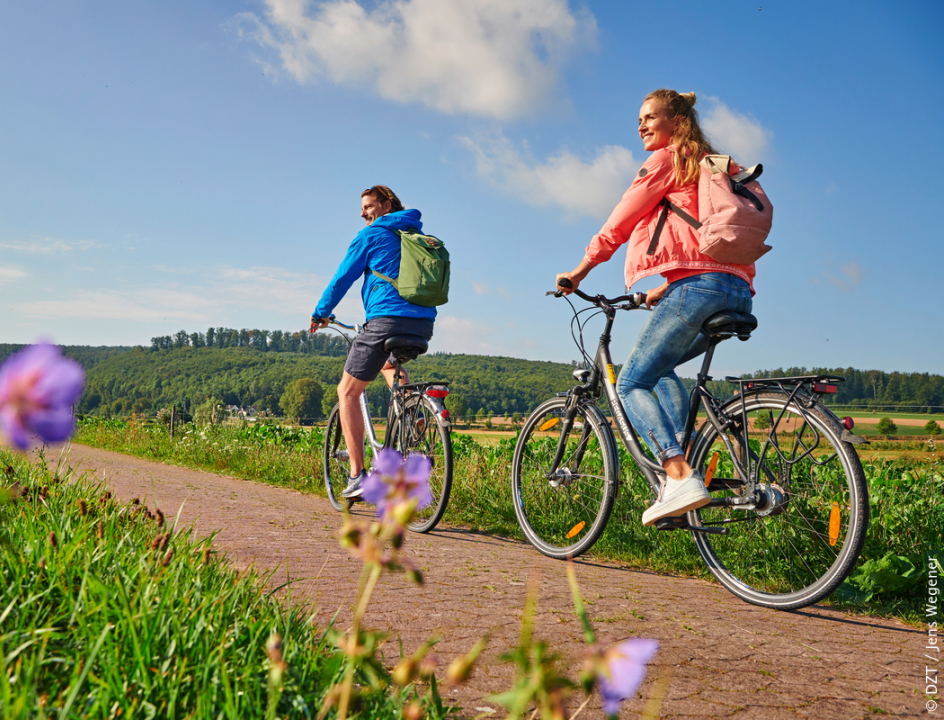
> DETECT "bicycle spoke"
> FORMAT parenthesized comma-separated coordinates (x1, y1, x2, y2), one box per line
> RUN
(692, 392, 867, 609)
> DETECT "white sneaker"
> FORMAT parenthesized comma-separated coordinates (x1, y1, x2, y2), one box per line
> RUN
(642, 470, 710, 526)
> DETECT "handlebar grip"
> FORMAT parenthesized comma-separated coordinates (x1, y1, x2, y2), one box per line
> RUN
(554, 277, 573, 298)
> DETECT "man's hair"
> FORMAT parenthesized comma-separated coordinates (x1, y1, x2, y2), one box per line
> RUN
(644, 89, 718, 187)
(361, 185, 404, 212)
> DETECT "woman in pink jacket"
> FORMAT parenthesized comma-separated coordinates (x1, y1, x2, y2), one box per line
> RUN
(556, 89, 755, 526)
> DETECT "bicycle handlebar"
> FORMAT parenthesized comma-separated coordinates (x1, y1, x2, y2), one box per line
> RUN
(550, 278, 647, 309)
(326, 316, 357, 331)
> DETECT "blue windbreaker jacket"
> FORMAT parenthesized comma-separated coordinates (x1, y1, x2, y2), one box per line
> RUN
(313, 209, 438, 322)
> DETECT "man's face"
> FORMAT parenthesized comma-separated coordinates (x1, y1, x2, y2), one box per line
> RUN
(361, 194, 392, 225)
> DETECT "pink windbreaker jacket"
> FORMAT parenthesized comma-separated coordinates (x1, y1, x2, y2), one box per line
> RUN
(584, 147, 756, 293)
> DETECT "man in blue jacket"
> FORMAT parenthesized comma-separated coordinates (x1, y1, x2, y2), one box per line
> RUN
(310, 185, 436, 499)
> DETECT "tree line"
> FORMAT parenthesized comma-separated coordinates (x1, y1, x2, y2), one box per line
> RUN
(4, 339, 941, 422)
(149, 327, 350, 356)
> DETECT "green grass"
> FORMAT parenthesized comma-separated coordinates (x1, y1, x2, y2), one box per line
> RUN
(849, 424, 936, 437)
(71, 418, 941, 623)
(0, 447, 442, 719)
(835, 410, 944, 421)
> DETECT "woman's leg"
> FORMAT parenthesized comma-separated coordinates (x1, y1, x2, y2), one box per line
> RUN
(617, 275, 740, 476)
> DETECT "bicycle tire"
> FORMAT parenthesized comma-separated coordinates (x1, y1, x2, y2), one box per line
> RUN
(689, 390, 868, 610)
(511, 396, 619, 559)
(323, 403, 349, 512)
(389, 394, 453, 533)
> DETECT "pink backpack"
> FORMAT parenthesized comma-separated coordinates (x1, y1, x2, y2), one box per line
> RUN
(647, 154, 773, 265)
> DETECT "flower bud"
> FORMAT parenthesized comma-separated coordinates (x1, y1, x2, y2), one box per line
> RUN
(392, 657, 417, 686)
(419, 655, 437, 679)
(392, 498, 418, 527)
(402, 700, 424, 720)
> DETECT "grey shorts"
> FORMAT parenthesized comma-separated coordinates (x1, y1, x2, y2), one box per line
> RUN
(344, 316, 434, 382)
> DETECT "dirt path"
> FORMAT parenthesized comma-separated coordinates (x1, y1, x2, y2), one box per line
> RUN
(49, 444, 926, 719)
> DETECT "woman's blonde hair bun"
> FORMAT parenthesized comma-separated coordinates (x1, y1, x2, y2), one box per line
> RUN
(679, 92, 697, 109)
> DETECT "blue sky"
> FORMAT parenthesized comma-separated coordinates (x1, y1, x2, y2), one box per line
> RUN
(1, 0, 941, 377)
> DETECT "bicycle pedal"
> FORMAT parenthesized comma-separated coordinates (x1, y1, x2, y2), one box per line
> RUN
(654, 517, 687, 531)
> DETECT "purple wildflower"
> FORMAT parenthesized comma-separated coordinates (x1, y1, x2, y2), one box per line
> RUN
(598, 638, 659, 716)
(362, 448, 433, 521)
(0, 343, 85, 450)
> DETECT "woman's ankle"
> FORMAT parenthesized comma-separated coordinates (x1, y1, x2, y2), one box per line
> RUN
(662, 457, 692, 481)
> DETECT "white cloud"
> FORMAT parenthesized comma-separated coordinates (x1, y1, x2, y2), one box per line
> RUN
(433, 314, 505, 355)
(701, 99, 772, 162)
(460, 131, 641, 219)
(234, 0, 596, 119)
(0, 237, 104, 254)
(0, 267, 27, 280)
(817, 261, 863, 291)
(11, 266, 329, 323)
(469, 280, 511, 300)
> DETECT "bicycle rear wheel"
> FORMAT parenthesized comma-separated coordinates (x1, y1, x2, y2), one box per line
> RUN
(389, 394, 453, 533)
(689, 391, 868, 610)
(323, 403, 349, 512)
(511, 397, 619, 559)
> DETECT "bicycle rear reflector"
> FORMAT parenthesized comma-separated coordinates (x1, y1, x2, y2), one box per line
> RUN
(843, 416, 854, 430)
(427, 386, 449, 398)
(813, 382, 837, 394)
(539, 418, 560, 431)
(829, 502, 840, 546)
(566, 521, 586, 539)
(704, 452, 720, 487)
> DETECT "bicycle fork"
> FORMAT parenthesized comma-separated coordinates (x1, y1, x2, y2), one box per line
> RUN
(545, 395, 592, 482)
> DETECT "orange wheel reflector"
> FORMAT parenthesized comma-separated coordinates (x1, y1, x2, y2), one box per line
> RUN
(829, 502, 840, 546)
(566, 521, 586, 539)
(704, 452, 720, 487)
(539, 418, 560, 432)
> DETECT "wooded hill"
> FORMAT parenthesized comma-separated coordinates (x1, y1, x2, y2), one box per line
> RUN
(3, 334, 942, 419)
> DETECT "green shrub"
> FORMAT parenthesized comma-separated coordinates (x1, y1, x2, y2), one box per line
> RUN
(876, 417, 898, 437)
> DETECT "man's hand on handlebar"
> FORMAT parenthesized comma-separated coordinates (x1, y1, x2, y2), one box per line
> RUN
(309, 316, 330, 333)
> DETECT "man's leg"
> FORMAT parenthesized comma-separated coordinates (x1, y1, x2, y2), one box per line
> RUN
(380, 361, 408, 388)
(337, 370, 370, 475)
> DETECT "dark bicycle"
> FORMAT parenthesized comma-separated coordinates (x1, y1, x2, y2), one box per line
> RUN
(321, 318, 453, 533)
(511, 284, 869, 610)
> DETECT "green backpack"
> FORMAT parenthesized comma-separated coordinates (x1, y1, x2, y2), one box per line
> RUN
(371, 228, 450, 307)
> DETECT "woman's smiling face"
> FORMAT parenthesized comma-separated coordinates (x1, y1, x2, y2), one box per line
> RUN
(638, 99, 678, 151)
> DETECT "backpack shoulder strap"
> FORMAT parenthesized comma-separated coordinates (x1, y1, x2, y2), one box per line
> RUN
(646, 199, 702, 255)
(369, 226, 409, 287)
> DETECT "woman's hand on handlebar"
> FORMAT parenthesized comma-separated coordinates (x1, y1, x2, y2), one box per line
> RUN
(309, 316, 330, 333)
(645, 281, 669, 309)
(556, 260, 593, 296)
(555, 272, 579, 295)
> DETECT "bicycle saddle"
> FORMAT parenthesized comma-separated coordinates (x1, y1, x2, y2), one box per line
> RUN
(703, 311, 757, 341)
(383, 334, 429, 361)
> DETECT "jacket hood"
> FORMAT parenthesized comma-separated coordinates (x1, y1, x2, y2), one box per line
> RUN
(372, 209, 423, 233)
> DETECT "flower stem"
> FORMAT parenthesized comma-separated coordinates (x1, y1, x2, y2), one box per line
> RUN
(566, 560, 596, 645)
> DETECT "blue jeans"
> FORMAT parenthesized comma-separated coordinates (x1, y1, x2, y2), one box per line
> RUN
(616, 273, 753, 463)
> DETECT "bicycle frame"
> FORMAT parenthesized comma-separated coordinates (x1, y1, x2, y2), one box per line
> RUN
(333, 319, 449, 456)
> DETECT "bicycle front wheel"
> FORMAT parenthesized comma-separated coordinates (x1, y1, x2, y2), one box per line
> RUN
(323, 403, 349, 512)
(689, 391, 868, 610)
(389, 394, 453, 533)
(511, 397, 619, 560)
